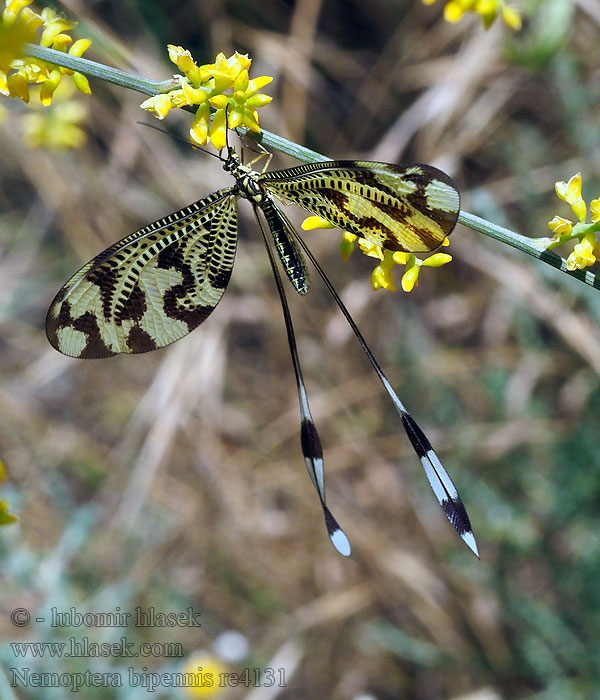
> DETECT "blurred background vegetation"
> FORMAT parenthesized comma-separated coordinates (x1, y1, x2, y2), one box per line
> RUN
(2, 0, 600, 698)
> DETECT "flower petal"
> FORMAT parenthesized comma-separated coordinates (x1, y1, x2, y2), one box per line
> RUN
(547, 215, 573, 235)
(301, 216, 335, 230)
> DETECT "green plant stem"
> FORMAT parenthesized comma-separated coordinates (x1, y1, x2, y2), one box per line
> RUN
(22, 44, 600, 292)
(23, 42, 175, 94)
(458, 211, 600, 291)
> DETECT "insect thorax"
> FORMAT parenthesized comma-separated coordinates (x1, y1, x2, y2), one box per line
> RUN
(222, 148, 264, 204)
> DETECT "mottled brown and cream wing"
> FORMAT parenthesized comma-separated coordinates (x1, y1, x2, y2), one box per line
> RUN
(46, 188, 239, 358)
(259, 160, 460, 253)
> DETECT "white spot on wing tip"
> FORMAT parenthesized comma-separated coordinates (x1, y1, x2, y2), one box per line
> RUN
(462, 531, 479, 558)
(424, 449, 459, 500)
(330, 528, 352, 557)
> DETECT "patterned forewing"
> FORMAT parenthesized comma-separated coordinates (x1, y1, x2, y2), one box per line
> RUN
(46, 189, 239, 358)
(259, 160, 460, 253)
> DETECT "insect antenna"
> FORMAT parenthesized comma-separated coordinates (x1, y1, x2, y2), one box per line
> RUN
(288, 224, 479, 557)
(253, 204, 351, 557)
(135, 121, 226, 162)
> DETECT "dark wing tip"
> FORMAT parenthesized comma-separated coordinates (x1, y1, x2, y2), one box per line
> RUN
(441, 496, 479, 558)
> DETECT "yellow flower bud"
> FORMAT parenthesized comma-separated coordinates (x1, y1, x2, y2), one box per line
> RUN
(189, 103, 210, 146)
(422, 252, 452, 267)
(247, 76, 273, 94)
(501, 5, 522, 29)
(301, 216, 335, 230)
(209, 94, 229, 110)
(242, 109, 260, 132)
(401, 265, 420, 292)
(51, 33, 72, 51)
(40, 68, 61, 104)
(209, 108, 227, 151)
(69, 38, 92, 57)
(444, 2, 467, 22)
(72, 71, 91, 95)
(371, 262, 396, 292)
(246, 93, 272, 109)
(3, 0, 35, 26)
(392, 251, 410, 265)
(227, 106, 243, 129)
(7, 70, 29, 101)
(339, 237, 355, 262)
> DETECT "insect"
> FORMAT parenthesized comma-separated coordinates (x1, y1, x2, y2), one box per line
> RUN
(46, 142, 478, 557)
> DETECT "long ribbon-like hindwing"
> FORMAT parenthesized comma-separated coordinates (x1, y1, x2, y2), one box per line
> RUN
(287, 221, 479, 557)
(401, 413, 478, 556)
(255, 203, 351, 555)
(47, 146, 476, 556)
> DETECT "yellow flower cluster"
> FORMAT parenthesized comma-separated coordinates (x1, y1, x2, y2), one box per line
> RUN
(302, 216, 452, 292)
(0, 460, 18, 527)
(21, 82, 87, 147)
(141, 47, 272, 151)
(547, 173, 600, 272)
(423, 0, 522, 30)
(0, 0, 91, 105)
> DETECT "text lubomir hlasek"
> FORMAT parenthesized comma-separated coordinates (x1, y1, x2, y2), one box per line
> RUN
(49, 607, 202, 628)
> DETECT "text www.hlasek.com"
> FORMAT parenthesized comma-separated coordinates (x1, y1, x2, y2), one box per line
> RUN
(10, 637, 182, 659)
